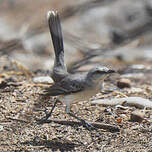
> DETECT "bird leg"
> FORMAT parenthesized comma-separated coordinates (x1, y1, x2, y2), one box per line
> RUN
(37, 99, 58, 124)
(65, 106, 96, 130)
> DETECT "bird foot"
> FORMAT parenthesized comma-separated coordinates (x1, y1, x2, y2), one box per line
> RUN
(36, 116, 48, 124)
(81, 120, 97, 130)
(36, 108, 51, 124)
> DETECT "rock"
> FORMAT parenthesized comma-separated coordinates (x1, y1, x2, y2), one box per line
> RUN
(33, 76, 53, 84)
(0, 125, 3, 131)
(130, 110, 145, 123)
(128, 87, 143, 94)
(131, 64, 150, 70)
(91, 97, 152, 108)
(121, 73, 144, 79)
(117, 78, 131, 88)
(0, 79, 7, 89)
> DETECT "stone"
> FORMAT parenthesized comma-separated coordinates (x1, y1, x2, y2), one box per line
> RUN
(117, 78, 131, 88)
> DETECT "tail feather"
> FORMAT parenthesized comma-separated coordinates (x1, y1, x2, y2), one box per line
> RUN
(47, 11, 64, 60)
(47, 11, 67, 82)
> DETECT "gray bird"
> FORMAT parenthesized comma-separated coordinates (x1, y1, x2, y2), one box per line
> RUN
(40, 11, 115, 129)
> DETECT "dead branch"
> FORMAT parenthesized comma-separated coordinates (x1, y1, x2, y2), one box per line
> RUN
(41, 119, 120, 132)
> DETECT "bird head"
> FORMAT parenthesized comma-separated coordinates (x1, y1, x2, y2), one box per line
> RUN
(86, 66, 115, 84)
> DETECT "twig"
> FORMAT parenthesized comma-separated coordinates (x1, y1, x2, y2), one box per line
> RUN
(41, 119, 120, 132)
(6, 117, 28, 123)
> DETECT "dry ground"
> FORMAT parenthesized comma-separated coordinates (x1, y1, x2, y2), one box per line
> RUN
(0, 57, 152, 152)
(0, 0, 152, 151)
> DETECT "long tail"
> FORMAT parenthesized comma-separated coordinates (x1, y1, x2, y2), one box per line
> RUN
(47, 11, 67, 82)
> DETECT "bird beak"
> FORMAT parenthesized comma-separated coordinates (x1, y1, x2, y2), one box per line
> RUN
(107, 69, 116, 74)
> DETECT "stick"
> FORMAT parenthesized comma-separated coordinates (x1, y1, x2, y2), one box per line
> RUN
(42, 119, 120, 132)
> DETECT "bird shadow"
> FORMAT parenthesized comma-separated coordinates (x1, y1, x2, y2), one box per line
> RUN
(21, 137, 80, 151)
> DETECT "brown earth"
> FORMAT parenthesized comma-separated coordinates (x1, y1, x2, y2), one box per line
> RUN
(0, 0, 152, 151)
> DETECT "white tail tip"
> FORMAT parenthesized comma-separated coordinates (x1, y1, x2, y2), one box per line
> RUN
(47, 10, 57, 20)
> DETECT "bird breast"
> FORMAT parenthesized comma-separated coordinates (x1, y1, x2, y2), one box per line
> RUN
(58, 83, 102, 106)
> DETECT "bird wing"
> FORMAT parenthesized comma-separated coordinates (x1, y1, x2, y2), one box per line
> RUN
(43, 76, 85, 96)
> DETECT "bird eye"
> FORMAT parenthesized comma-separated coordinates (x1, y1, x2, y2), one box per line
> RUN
(95, 70, 104, 74)
(96, 70, 101, 73)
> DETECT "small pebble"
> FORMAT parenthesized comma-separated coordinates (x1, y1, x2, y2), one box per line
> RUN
(115, 105, 129, 110)
(33, 76, 53, 84)
(0, 125, 3, 131)
(117, 78, 131, 88)
(128, 87, 143, 93)
(130, 110, 145, 123)
(121, 73, 144, 79)
(0, 80, 7, 89)
(131, 64, 151, 70)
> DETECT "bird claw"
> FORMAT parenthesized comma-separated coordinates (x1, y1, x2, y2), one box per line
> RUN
(35, 109, 49, 124)
(36, 117, 48, 124)
(36, 106, 55, 124)
(81, 120, 96, 130)
(44, 107, 48, 115)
